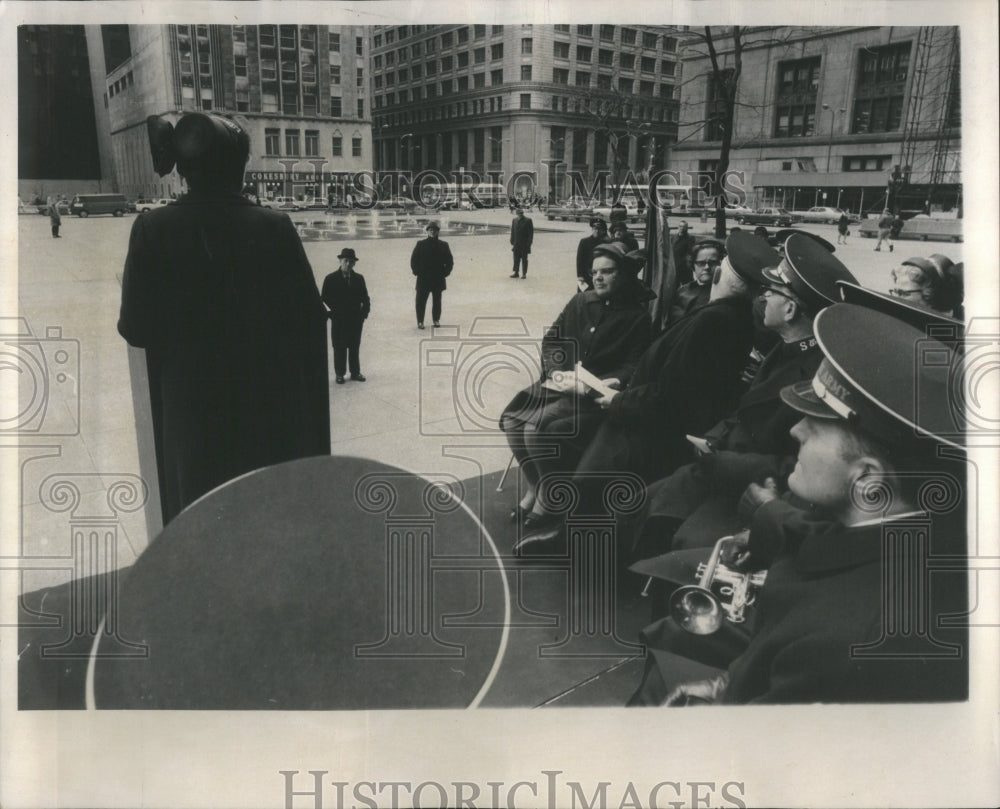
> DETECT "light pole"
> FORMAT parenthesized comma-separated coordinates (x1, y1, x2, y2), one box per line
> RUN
(821, 104, 846, 175)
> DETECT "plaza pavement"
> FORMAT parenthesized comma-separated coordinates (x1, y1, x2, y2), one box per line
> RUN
(11, 205, 964, 596)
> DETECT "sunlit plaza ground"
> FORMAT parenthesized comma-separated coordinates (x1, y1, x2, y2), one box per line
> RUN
(11, 206, 965, 595)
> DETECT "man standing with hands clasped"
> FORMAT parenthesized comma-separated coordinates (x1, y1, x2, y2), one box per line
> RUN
(322, 247, 370, 384)
(509, 206, 534, 279)
(410, 220, 454, 329)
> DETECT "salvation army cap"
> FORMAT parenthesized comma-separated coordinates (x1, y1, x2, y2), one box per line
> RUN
(723, 230, 779, 287)
(837, 281, 964, 337)
(779, 303, 964, 452)
(762, 232, 858, 313)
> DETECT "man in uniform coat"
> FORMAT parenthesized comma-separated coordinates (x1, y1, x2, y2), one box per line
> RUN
(575, 217, 609, 291)
(629, 234, 859, 560)
(509, 207, 534, 278)
(321, 247, 371, 384)
(410, 220, 454, 328)
(118, 112, 330, 525)
(630, 304, 968, 704)
(515, 231, 771, 550)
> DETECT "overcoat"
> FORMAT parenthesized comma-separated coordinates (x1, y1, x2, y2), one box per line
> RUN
(410, 237, 454, 292)
(118, 190, 331, 524)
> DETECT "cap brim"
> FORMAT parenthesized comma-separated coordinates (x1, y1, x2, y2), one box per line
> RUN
(761, 266, 784, 286)
(779, 380, 839, 420)
(837, 282, 964, 334)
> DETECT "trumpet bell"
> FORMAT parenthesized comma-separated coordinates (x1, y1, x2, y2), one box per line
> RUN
(670, 584, 724, 635)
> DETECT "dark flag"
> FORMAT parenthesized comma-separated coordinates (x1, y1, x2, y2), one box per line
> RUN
(644, 204, 676, 332)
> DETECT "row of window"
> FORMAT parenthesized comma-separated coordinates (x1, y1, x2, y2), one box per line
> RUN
(705, 42, 924, 142)
(107, 70, 134, 99)
(264, 128, 363, 158)
(375, 24, 678, 49)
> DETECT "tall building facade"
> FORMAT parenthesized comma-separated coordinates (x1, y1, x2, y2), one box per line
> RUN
(18, 25, 104, 198)
(370, 24, 682, 201)
(672, 26, 961, 215)
(86, 24, 373, 201)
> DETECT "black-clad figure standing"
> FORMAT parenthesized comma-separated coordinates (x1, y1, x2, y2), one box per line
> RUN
(410, 220, 454, 328)
(321, 247, 371, 383)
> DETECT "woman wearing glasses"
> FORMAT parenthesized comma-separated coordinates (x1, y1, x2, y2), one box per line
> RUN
(889, 254, 964, 320)
(667, 240, 725, 326)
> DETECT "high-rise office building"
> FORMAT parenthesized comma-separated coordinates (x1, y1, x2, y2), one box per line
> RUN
(85, 24, 374, 201)
(673, 26, 961, 215)
(370, 24, 682, 200)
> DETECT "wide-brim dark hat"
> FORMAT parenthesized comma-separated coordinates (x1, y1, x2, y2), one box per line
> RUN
(724, 230, 780, 286)
(779, 303, 964, 452)
(770, 229, 836, 253)
(588, 216, 607, 228)
(836, 281, 964, 337)
(424, 220, 441, 231)
(760, 232, 858, 311)
(337, 248, 358, 260)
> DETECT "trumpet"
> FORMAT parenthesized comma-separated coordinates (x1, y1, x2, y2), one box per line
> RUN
(669, 536, 768, 635)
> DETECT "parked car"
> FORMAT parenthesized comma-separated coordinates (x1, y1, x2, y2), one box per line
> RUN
(723, 203, 753, 218)
(36, 200, 71, 215)
(545, 200, 596, 222)
(736, 207, 799, 227)
(300, 197, 330, 210)
(795, 206, 859, 224)
(272, 196, 303, 211)
(69, 193, 131, 217)
(135, 198, 174, 213)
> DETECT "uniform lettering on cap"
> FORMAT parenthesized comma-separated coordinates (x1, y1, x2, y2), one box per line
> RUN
(813, 364, 856, 420)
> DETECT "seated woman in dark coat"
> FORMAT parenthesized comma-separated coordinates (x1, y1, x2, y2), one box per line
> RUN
(666, 240, 724, 326)
(500, 243, 654, 526)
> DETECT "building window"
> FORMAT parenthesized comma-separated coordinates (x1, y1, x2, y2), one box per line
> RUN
(572, 129, 587, 165)
(597, 73, 612, 90)
(553, 68, 569, 85)
(285, 130, 301, 155)
(352, 137, 362, 157)
(641, 56, 655, 73)
(283, 93, 299, 116)
(842, 155, 890, 171)
(357, 98, 365, 117)
(577, 25, 593, 38)
(303, 93, 317, 115)
(398, 67, 408, 82)
(458, 52, 469, 68)
(621, 28, 637, 45)
(491, 43, 504, 60)
(332, 135, 342, 156)
(233, 25, 246, 44)
(457, 76, 469, 91)
(330, 64, 340, 85)
(520, 93, 531, 109)
(356, 36, 363, 55)
(259, 25, 276, 48)
(331, 96, 342, 116)
(441, 55, 452, 71)
(618, 77, 632, 94)
(386, 52, 395, 66)
(575, 71, 591, 87)
(412, 64, 422, 78)
(491, 68, 503, 85)
(301, 27, 316, 51)
(236, 88, 250, 111)
(577, 46, 592, 62)
(234, 55, 248, 77)
(599, 25, 615, 42)
(262, 92, 278, 113)
(554, 41, 570, 59)
(265, 128, 280, 155)
(705, 67, 734, 141)
(474, 72, 485, 88)
(280, 26, 297, 50)
(373, 33, 382, 48)
(329, 32, 340, 52)
(301, 56, 317, 83)
(598, 49, 614, 66)
(521, 65, 532, 80)
(493, 25, 505, 35)
(458, 27, 469, 44)
(639, 80, 654, 96)
(281, 60, 297, 82)
(413, 42, 422, 57)
(426, 61, 437, 75)
(304, 130, 319, 156)
(642, 31, 658, 48)
(661, 59, 676, 76)
(441, 31, 453, 47)
(549, 126, 566, 160)
(475, 24, 486, 39)
(356, 68, 364, 86)
(521, 38, 533, 55)
(554, 24, 570, 33)
(774, 56, 820, 138)
(663, 36, 677, 52)
(618, 53, 634, 71)
(474, 47, 485, 64)
(425, 36, 435, 53)
(852, 42, 911, 133)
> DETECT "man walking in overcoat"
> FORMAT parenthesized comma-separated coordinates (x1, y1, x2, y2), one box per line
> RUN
(509, 207, 534, 278)
(410, 220, 454, 328)
(321, 247, 371, 384)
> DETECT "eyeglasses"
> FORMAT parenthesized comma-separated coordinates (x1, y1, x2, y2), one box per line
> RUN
(693, 259, 722, 268)
(889, 287, 924, 299)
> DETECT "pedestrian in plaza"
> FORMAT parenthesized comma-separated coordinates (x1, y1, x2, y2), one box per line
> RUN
(321, 248, 371, 384)
(670, 220, 695, 285)
(837, 212, 850, 244)
(410, 220, 454, 328)
(575, 217, 610, 291)
(48, 197, 61, 238)
(889, 213, 905, 251)
(509, 206, 534, 278)
(874, 209, 893, 251)
(118, 111, 331, 524)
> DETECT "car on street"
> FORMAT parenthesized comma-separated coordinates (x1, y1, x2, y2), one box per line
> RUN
(723, 203, 753, 218)
(545, 199, 596, 222)
(272, 196, 303, 211)
(35, 199, 71, 215)
(795, 206, 859, 224)
(735, 207, 799, 227)
(135, 198, 175, 213)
